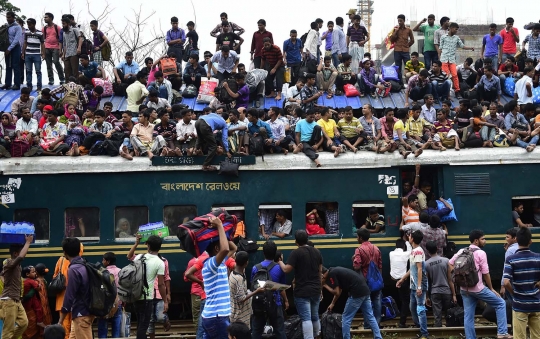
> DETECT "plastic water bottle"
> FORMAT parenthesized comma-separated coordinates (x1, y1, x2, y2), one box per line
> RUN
(0, 222, 6, 233)
(29, 224, 35, 235)
(282, 83, 289, 99)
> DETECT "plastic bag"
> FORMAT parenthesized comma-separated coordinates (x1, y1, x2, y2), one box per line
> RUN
(343, 84, 360, 97)
(92, 78, 113, 97)
(249, 61, 255, 71)
(436, 198, 458, 222)
(284, 67, 291, 83)
(196, 78, 219, 103)
(120, 311, 131, 337)
(160, 58, 177, 77)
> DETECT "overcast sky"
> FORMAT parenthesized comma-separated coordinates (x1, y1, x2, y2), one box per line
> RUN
(13, 0, 539, 64)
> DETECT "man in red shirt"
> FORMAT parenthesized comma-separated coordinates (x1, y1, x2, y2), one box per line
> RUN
(500, 17, 519, 61)
(353, 228, 383, 329)
(250, 19, 273, 69)
(261, 37, 285, 101)
(498, 55, 521, 89)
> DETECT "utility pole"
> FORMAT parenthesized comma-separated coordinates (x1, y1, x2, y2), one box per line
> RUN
(357, 0, 374, 52)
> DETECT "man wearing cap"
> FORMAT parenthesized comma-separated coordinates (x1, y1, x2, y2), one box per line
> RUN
(166, 17, 185, 68)
(523, 24, 540, 63)
(346, 9, 366, 27)
(78, 54, 105, 87)
(22, 18, 45, 91)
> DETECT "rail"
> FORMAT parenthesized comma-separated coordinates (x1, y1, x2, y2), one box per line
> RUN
(97, 316, 506, 339)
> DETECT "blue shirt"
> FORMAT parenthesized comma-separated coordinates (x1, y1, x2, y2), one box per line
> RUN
(504, 112, 529, 131)
(295, 118, 319, 142)
(323, 30, 333, 50)
(115, 60, 140, 75)
(248, 119, 274, 139)
(503, 249, 540, 313)
(283, 38, 303, 65)
(200, 113, 229, 152)
(211, 51, 239, 73)
(202, 256, 231, 318)
(251, 260, 286, 306)
(166, 28, 186, 48)
(426, 207, 452, 219)
(482, 34, 503, 57)
(332, 26, 347, 54)
(474, 74, 501, 95)
(79, 61, 99, 78)
(7, 22, 22, 51)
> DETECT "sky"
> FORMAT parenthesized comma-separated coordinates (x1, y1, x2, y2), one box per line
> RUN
(9, 0, 539, 66)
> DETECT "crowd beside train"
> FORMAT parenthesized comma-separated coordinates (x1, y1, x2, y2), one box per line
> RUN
(2, 184, 540, 339)
(2, 9, 540, 169)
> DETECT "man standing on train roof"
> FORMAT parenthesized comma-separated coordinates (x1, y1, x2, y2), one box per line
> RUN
(210, 12, 245, 38)
(194, 111, 231, 171)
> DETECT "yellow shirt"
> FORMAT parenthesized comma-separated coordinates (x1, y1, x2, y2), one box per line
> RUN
(317, 118, 337, 138)
(407, 117, 432, 137)
(393, 119, 409, 140)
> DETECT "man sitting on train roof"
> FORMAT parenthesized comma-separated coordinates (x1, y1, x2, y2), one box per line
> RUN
(293, 109, 323, 167)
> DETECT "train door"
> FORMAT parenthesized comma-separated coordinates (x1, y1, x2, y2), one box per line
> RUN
(400, 165, 444, 204)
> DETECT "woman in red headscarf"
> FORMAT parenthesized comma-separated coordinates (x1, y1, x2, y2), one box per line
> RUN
(305, 210, 326, 235)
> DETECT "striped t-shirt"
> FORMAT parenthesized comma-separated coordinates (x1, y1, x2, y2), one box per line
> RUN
(202, 256, 231, 318)
(503, 249, 540, 313)
(228, 271, 251, 328)
(24, 29, 44, 55)
(402, 206, 419, 224)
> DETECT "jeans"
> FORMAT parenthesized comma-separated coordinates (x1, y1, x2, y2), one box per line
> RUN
(431, 293, 453, 327)
(364, 290, 381, 329)
(196, 298, 206, 339)
(502, 53, 515, 62)
(201, 315, 229, 339)
(134, 300, 153, 339)
(148, 82, 169, 101)
(480, 125, 497, 142)
(332, 52, 340, 68)
(252, 307, 286, 339)
(393, 51, 410, 84)
(25, 54, 42, 88)
(485, 55, 500, 72)
(97, 305, 122, 338)
(301, 125, 322, 162)
(147, 299, 168, 334)
(431, 80, 451, 100)
(409, 84, 432, 102)
(410, 290, 429, 337)
(343, 295, 382, 339)
(45, 48, 65, 83)
(423, 51, 438, 70)
(295, 295, 321, 339)
(5, 44, 22, 87)
(462, 286, 509, 339)
(517, 135, 539, 149)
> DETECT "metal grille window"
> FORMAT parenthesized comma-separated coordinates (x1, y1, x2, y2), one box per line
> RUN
(454, 173, 491, 195)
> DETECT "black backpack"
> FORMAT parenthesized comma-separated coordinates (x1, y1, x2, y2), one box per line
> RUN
(182, 84, 198, 98)
(249, 134, 265, 160)
(216, 78, 238, 104)
(0, 24, 9, 52)
(251, 262, 278, 314)
(321, 311, 343, 339)
(446, 306, 464, 327)
(75, 260, 118, 318)
(300, 30, 310, 46)
(285, 315, 303, 339)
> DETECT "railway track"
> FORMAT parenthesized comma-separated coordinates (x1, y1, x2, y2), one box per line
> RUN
(97, 316, 505, 339)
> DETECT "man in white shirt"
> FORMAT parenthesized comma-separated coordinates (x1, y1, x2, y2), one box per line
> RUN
(176, 108, 197, 156)
(284, 78, 305, 108)
(514, 67, 535, 105)
(146, 90, 172, 112)
(304, 22, 320, 60)
(226, 109, 248, 154)
(420, 95, 436, 124)
(389, 238, 410, 328)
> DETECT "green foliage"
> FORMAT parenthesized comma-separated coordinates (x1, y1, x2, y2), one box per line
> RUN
(0, 0, 25, 20)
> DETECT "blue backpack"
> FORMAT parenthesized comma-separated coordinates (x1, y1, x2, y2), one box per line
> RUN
(361, 247, 384, 292)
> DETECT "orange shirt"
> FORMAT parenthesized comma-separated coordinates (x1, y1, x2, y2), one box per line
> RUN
(402, 206, 419, 224)
(473, 117, 486, 132)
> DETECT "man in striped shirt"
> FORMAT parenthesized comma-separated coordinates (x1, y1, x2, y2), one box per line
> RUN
(503, 227, 540, 339)
(261, 38, 285, 101)
(22, 18, 45, 91)
(201, 216, 235, 339)
(401, 194, 420, 225)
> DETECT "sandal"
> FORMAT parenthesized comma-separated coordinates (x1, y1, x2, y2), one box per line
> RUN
(497, 335, 513, 339)
(202, 165, 218, 172)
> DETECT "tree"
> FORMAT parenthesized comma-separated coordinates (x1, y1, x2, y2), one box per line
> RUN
(0, 0, 21, 14)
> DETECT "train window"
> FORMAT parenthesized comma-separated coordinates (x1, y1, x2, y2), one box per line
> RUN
(212, 204, 245, 237)
(305, 202, 339, 236)
(511, 197, 540, 227)
(115, 206, 149, 240)
(259, 204, 293, 239)
(352, 202, 386, 235)
(163, 205, 198, 238)
(14, 209, 49, 244)
(65, 208, 100, 241)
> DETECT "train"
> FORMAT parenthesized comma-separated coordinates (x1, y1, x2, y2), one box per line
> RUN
(0, 148, 538, 308)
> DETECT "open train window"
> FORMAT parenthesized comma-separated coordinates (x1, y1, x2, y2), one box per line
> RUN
(511, 197, 540, 227)
(212, 204, 245, 238)
(65, 208, 100, 242)
(258, 204, 293, 239)
(14, 209, 49, 244)
(305, 202, 339, 236)
(115, 206, 149, 241)
(352, 202, 386, 235)
(163, 205, 198, 238)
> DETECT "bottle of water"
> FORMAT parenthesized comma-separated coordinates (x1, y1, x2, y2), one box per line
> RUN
(0, 222, 6, 234)
(29, 224, 35, 235)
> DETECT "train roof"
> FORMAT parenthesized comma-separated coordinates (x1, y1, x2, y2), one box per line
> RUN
(2, 147, 539, 175)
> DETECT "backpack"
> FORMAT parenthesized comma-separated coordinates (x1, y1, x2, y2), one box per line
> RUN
(452, 247, 479, 288)
(182, 84, 198, 98)
(74, 260, 117, 318)
(361, 247, 384, 292)
(117, 254, 149, 304)
(237, 238, 259, 254)
(321, 311, 343, 339)
(249, 134, 265, 160)
(300, 30, 310, 46)
(251, 262, 278, 314)
(381, 296, 400, 321)
(0, 24, 10, 52)
(62, 84, 80, 107)
(446, 306, 464, 327)
(284, 315, 303, 339)
(89, 140, 105, 155)
(113, 82, 128, 97)
(80, 38, 94, 58)
(216, 78, 238, 104)
(42, 24, 60, 42)
(97, 31, 111, 61)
